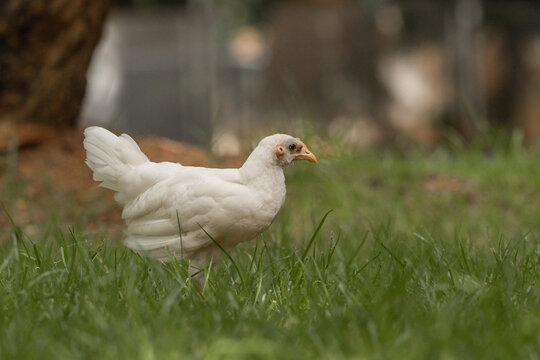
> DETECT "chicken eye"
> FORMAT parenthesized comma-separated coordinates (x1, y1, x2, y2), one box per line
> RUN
(289, 144, 296, 151)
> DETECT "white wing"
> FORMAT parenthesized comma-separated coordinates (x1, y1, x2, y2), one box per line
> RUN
(121, 163, 266, 259)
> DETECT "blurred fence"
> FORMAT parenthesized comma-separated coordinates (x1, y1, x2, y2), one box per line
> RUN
(80, 0, 540, 148)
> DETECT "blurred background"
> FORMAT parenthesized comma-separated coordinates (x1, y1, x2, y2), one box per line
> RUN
(3, 2, 540, 356)
(1, 0, 539, 155)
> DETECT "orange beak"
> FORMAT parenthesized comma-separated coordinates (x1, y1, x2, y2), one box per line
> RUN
(295, 143, 317, 163)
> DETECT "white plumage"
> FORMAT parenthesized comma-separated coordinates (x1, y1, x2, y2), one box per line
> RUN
(83, 127, 317, 268)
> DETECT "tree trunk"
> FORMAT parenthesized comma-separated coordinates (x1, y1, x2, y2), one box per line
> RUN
(0, 0, 111, 128)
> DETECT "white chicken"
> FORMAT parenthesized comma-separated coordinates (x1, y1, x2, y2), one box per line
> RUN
(83, 127, 317, 269)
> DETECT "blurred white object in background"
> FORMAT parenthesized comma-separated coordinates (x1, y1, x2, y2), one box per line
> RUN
(379, 45, 448, 145)
(228, 26, 270, 70)
(80, 21, 123, 127)
(211, 131, 242, 157)
(80, 6, 214, 145)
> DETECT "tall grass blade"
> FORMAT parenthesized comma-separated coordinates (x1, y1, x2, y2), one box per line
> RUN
(197, 223, 244, 286)
(301, 209, 333, 261)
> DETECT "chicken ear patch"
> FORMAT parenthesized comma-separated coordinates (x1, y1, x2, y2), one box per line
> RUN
(275, 145, 285, 157)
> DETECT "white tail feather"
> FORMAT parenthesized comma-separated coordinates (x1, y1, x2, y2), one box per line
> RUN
(83, 126, 149, 192)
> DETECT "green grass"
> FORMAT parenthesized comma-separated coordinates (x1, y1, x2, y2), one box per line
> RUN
(2, 141, 540, 359)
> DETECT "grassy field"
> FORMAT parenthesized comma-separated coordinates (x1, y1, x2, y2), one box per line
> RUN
(2, 137, 540, 359)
